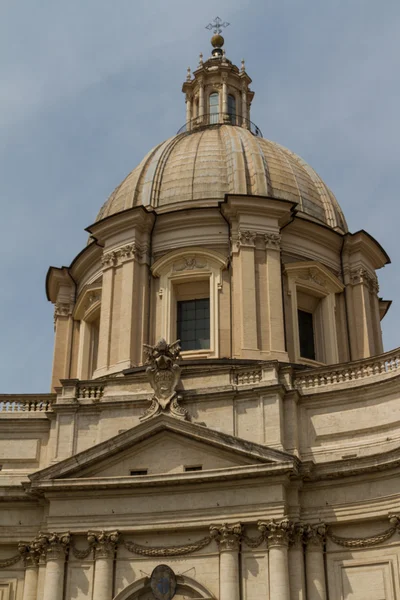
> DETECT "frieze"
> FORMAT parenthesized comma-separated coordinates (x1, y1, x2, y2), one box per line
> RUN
(0, 516, 393, 569)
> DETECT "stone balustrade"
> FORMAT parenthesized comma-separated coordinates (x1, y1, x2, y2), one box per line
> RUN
(294, 346, 400, 392)
(0, 395, 54, 413)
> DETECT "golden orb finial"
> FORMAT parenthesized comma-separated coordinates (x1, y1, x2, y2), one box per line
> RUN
(211, 33, 224, 48)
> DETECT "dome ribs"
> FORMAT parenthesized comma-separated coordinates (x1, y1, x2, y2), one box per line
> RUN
(192, 129, 227, 201)
(93, 129, 347, 233)
(236, 127, 268, 196)
(220, 126, 249, 195)
(136, 137, 177, 208)
(150, 134, 187, 208)
(191, 129, 207, 201)
(267, 140, 304, 209)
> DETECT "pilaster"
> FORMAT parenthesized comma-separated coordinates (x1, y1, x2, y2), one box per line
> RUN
(288, 523, 306, 600)
(304, 524, 327, 600)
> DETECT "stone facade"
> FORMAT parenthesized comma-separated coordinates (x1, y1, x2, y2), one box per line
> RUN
(1, 32, 399, 600)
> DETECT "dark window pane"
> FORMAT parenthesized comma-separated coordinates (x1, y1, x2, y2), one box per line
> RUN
(177, 298, 210, 351)
(298, 310, 315, 360)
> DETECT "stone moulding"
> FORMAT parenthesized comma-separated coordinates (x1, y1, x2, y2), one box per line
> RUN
(4, 515, 396, 567)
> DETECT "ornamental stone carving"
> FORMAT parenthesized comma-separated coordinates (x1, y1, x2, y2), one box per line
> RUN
(298, 268, 327, 288)
(36, 532, 70, 561)
(87, 530, 119, 560)
(210, 523, 243, 551)
(18, 541, 40, 569)
(289, 521, 307, 548)
(54, 301, 74, 321)
(101, 242, 149, 270)
(304, 523, 326, 549)
(258, 518, 293, 547)
(172, 256, 207, 272)
(264, 232, 282, 250)
(349, 267, 379, 293)
(237, 229, 257, 248)
(141, 339, 188, 421)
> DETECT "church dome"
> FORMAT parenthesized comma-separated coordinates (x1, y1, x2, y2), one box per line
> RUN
(96, 125, 347, 232)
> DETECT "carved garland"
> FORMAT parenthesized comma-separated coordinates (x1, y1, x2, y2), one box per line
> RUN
(123, 536, 212, 557)
(2, 516, 398, 567)
(327, 515, 400, 548)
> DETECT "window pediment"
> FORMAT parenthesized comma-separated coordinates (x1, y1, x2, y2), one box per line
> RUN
(73, 284, 102, 321)
(152, 248, 228, 278)
(284, 261, 344, 294)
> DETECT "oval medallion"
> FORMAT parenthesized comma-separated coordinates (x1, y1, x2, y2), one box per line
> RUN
(150, 564, 177, 600)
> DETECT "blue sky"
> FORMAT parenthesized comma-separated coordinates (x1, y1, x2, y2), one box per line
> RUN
(1, 0, 399, 392)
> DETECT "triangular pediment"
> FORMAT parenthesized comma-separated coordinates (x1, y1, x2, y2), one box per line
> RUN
(29, 414, 298, 488)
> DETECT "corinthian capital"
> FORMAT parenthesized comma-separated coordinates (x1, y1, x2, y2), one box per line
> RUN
(304, 523, 326, 550)
(289, 522, 307, 548)
(258, 518, 293, 547)
(18, 542, 40, 569)
(210, 523, 242, 551)
(264, 232, 281, 250)
(88, 530, 120, 559)
(237, 229, 257, 248)
(37, 532, 70, 561)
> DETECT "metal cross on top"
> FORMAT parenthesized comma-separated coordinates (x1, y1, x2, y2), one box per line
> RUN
(205, 16, 230, 35)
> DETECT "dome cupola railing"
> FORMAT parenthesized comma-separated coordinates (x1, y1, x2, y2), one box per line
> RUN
(177, 112, 263, 137)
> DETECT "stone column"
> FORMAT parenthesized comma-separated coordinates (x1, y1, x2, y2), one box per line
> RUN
(304, 524, 327, 600)
(288, 523, 306, 600)
(210, 523, 242, 600)
(90, 531, 119, 600)
(95, 254, 115, 377)
(40, 533, 70, 600)
(222, 75, 228, 121)
(242, 86, 248, 126)
(199, 80, 204, 118)
(19, 542, 40, 600)
(259, 519, 292, 600)
(186, 94, 192, 130)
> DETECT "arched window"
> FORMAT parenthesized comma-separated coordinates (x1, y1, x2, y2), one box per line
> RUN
(228, 94, 236, 124)
(209, 92, 219, 124)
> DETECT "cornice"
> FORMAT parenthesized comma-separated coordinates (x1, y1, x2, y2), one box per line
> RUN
(28, 463, 296, 496)
(303, 445, 400, 481)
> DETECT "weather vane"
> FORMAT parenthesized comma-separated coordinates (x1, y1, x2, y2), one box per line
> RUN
(205, 16, 230, 35)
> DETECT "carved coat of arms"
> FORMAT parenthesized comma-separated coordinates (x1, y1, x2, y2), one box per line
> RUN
(150, 564, 177, 600)
(141, 339, 188, 421)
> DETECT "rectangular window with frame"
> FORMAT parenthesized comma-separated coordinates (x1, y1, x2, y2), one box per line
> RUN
(177, 298, 210, 351)
(298, 309, 316, 360)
